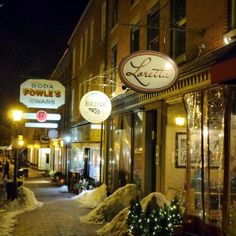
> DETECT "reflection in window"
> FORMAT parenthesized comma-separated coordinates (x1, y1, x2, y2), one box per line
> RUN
(107, 113, 132, 192)
(133, 111, 143, 190)
(228, 88, 236, 234)
(184, 86, 225, 226)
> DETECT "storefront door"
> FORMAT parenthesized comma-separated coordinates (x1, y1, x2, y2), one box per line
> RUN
(144, 103, 162, 194)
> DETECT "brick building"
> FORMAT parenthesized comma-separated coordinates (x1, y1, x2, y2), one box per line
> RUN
(52, 0, 236, 234)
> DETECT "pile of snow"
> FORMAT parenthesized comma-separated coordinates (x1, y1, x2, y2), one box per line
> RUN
(59, 185, 68, 193)
(5, 186, 43, 211)
(0, 186, 43, 236)
(74, 184, 107, 208)
(97, 192, 169, 236)
(81, 184, 138, 224)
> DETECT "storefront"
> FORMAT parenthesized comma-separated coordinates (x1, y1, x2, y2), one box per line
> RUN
(105, 45, 236, 234)
(69, 123, 103, 184)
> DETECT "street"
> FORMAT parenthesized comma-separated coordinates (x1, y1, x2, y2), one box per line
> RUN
(9, 169, 104, 236)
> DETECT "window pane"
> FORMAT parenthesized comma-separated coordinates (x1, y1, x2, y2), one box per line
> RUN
(130, 26, 139, 53)
(133, 111, 143, 191)
(147, 4, 160, 50)
(228, 88, 236, 234)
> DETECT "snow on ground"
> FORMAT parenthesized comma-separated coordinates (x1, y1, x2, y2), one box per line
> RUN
(80, 184, 138, 224)
(73, 184, 107, 208)
(97, 192, 169, 236)
(59, 184, 69, 193)
(0, 186, 43, 236)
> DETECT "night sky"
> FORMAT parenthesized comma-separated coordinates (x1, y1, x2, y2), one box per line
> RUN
(0, 0, 88, 124)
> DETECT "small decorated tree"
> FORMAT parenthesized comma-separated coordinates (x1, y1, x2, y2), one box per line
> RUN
(127, 195, 183, 236)
(127, 198, 144, 236)
(169, 196, 183, 226)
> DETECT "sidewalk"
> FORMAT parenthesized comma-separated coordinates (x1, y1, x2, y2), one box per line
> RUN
(9, 168, 104, 236)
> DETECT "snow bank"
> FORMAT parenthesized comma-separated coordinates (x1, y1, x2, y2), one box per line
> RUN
(97, 192, 169, 236)
(0, 186, 43, 236)
(81, 184, 138, 224)
(6, 186, 43, 211)
(59, 185, 68, 193)
(74, 184, 107, 208)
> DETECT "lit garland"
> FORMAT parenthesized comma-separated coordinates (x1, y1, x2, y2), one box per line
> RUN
(127, 196, 183, 236)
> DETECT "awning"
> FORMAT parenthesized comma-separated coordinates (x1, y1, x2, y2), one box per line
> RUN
(210, 57, 236, 84)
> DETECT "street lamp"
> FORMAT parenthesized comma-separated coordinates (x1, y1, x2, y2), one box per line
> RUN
(12, 109, 23, 200)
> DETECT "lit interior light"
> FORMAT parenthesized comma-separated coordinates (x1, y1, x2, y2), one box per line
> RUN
(203, 127, 208, 138)
(175, 117, 185, 126)
(18, 140, 24, 146)
(91, 124, 101, 129)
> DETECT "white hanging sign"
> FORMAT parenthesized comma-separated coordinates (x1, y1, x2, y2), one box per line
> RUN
(20, 79, 65, 109)
(119, 50, 179, 93)
(79, 91, 112, 123)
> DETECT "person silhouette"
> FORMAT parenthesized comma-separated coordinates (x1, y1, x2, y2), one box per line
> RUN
(3, 160, 10, 179)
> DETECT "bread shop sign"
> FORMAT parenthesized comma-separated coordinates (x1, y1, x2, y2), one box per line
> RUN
(20, 79, 65, 109)
(119, 50, 179, 93)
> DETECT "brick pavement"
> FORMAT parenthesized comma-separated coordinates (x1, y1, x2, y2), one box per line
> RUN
(11, 169, 104, 236)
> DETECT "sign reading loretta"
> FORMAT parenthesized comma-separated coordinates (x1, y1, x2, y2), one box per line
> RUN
(118, 50, 179, 93)
(20, 79, 65, 109)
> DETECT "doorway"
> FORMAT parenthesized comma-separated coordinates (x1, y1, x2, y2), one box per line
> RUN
(145, 109, 157, 193)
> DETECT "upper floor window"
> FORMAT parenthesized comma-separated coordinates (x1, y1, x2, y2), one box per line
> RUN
(84, 30, 88, 62)
(101, 1, 106, 41)
(100, 63, 105, 92)
(89, 20, 94, 57)
(79, 37, 83, 67)
(170, 0, 186, 59)
(111, 44, 117, 93)
(112, 0, 118, 27)
(229, 0, 236, 29)
(130, 24, 140, 53)
(72, 48, 76, 77)
(147, 4, 160, 51)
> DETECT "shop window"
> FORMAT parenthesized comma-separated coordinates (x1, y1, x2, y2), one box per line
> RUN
(170, 0, 186, 59)
(228, 88, 236, 234)
(130, 25, 140, 53)
(165, 102, 187, 202)
(107, 113, 132, 192)
(112, 0, 118, 28)
(133, 111, 143, 191)
(147, 4, 160, 51)
(184, 86, 225, 227)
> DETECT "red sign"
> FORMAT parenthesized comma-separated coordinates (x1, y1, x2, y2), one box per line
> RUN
(36, 110, 47, 122)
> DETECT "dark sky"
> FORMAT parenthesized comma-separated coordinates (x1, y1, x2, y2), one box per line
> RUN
(0, 0, 88, 124)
